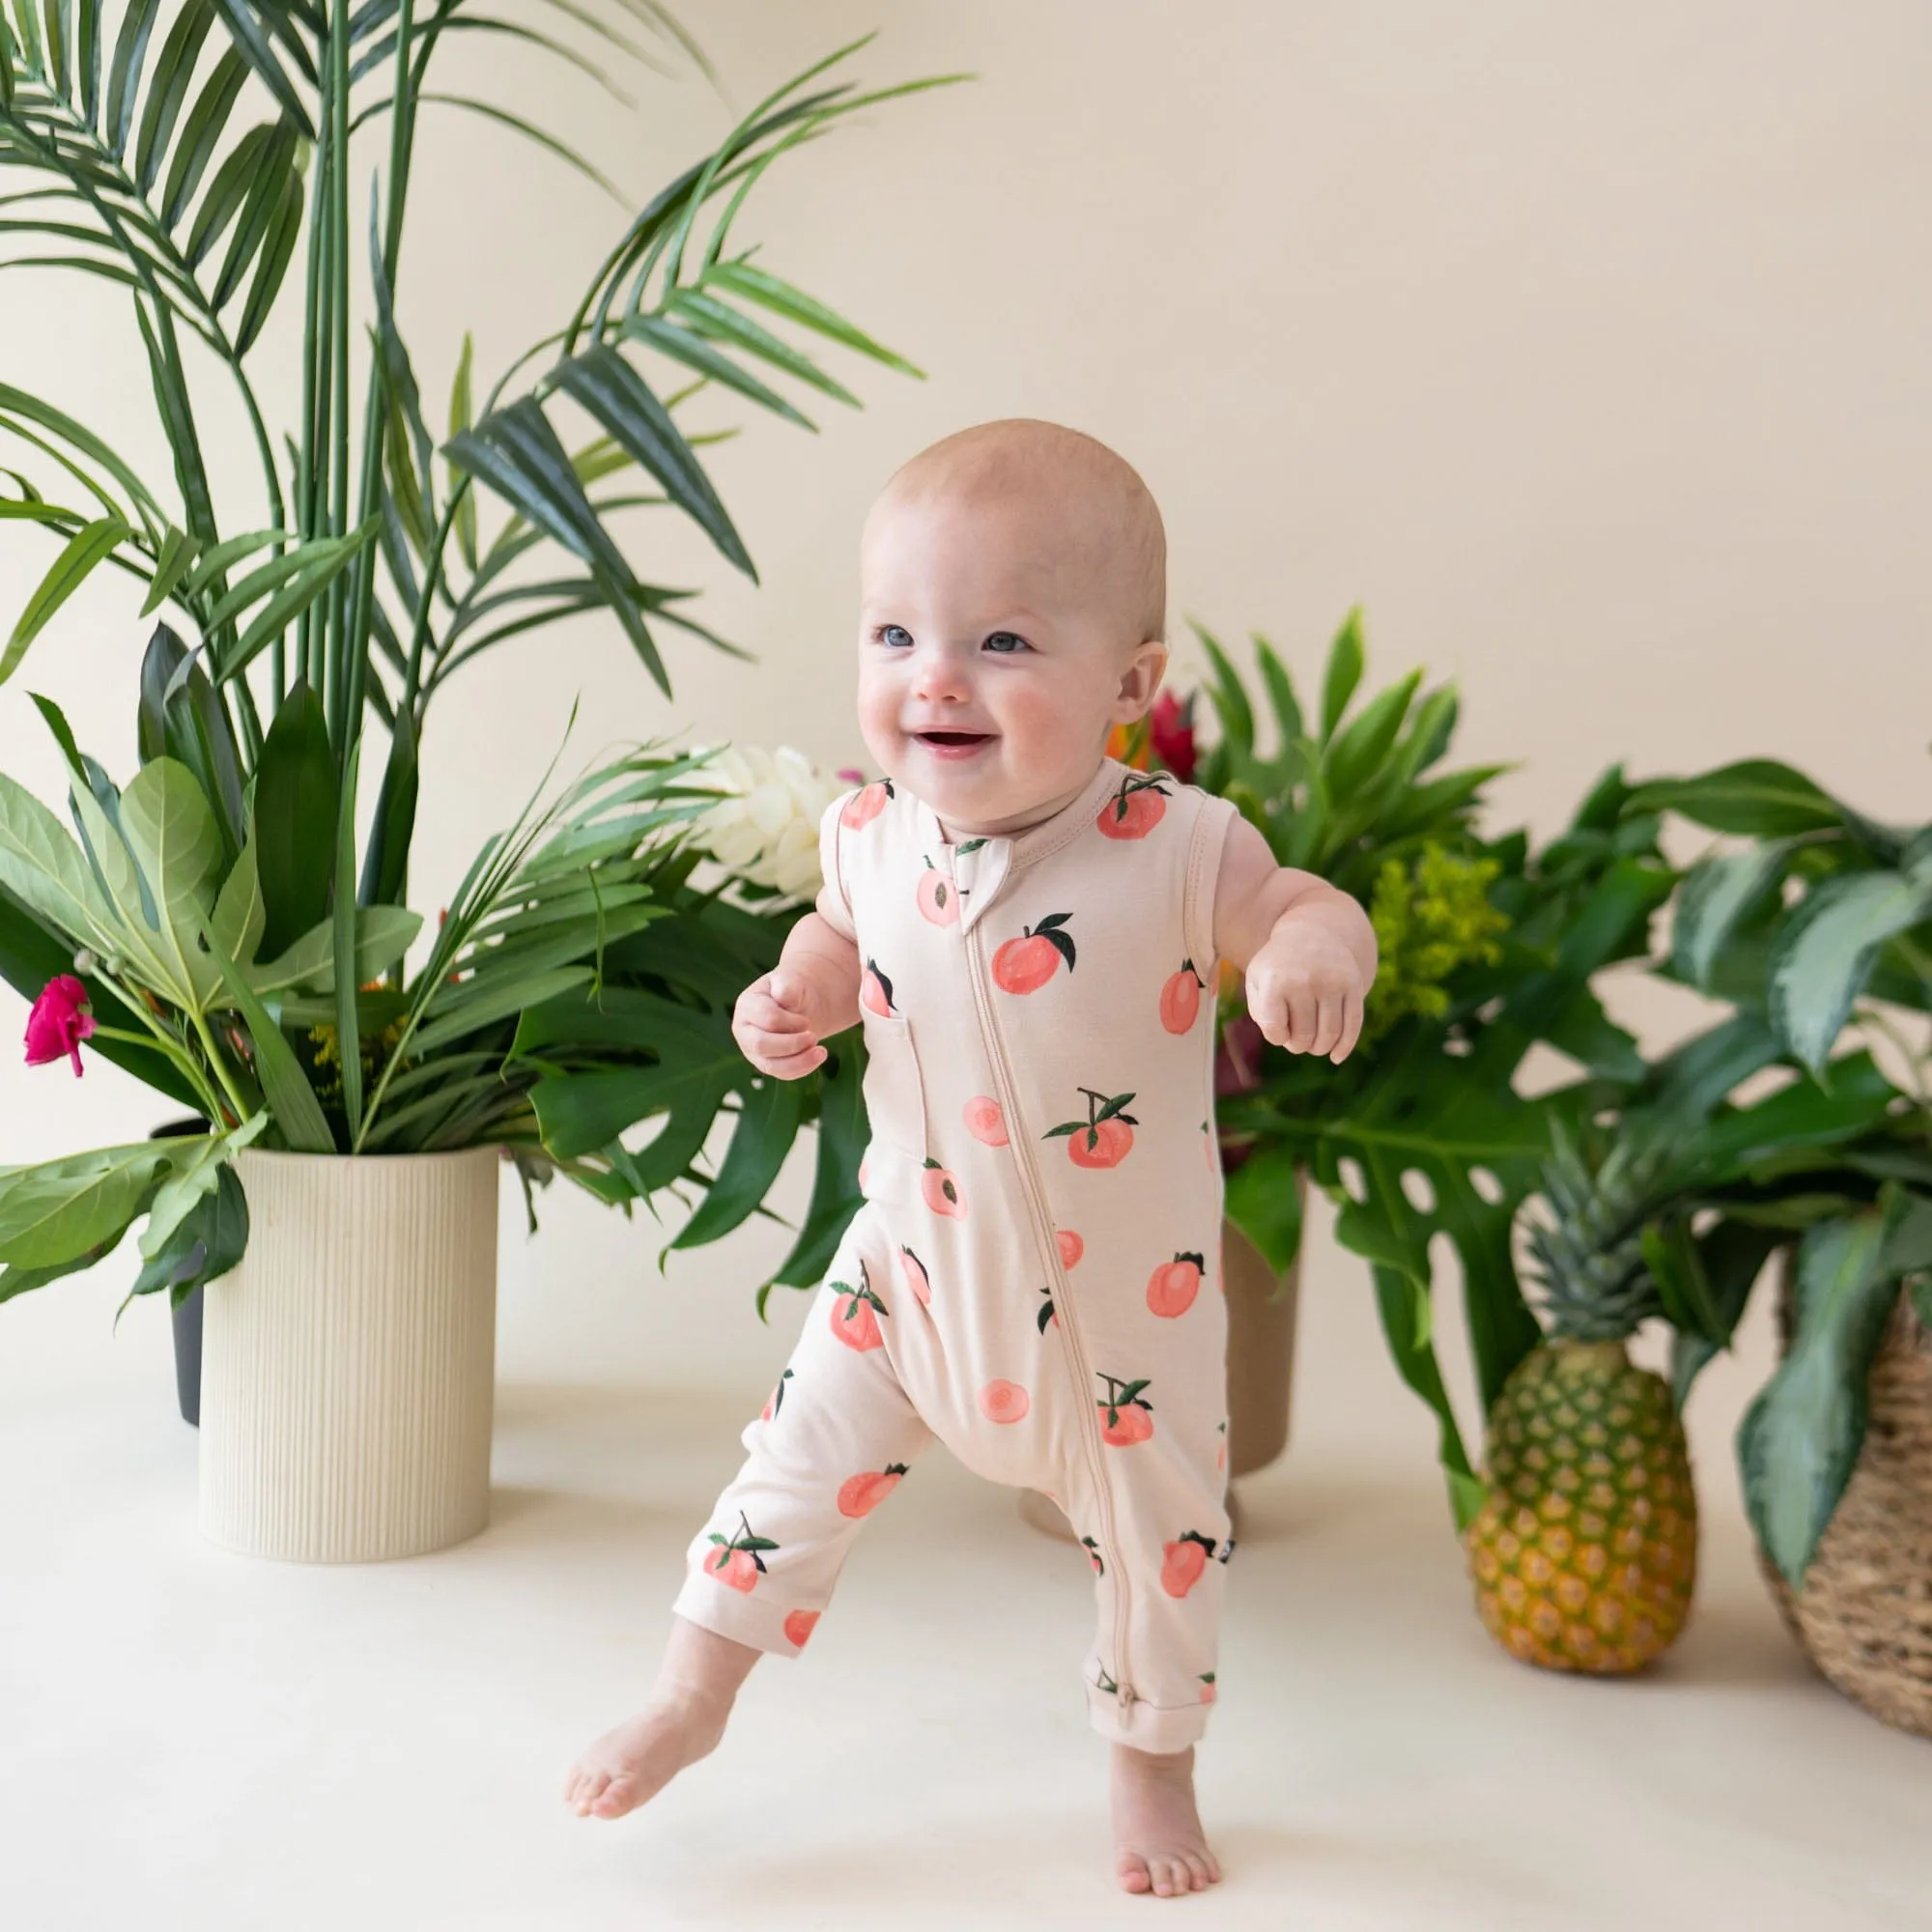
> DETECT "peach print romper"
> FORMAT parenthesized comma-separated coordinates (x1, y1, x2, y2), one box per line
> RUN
(671, 754, 1242, 1751)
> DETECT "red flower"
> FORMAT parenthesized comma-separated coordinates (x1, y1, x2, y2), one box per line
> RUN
(1150, 690, 1197, 783)
(25, 974, 96, 1077)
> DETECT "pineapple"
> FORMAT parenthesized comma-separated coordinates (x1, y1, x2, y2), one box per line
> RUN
(1465, 1115, 1699, 1673)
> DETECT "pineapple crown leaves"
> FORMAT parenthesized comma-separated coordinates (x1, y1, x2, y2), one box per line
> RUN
(1525, 1110, 1709, 1345)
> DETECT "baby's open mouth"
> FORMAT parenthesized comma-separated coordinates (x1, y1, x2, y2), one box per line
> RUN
(916, 730, 992, 746)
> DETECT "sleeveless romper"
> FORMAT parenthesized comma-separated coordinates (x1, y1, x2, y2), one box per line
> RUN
(670, 754, 1242, 1751)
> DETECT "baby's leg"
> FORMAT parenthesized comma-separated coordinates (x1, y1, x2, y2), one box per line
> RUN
(1082, 1435, 1233, 1894)
(568, 1225, 933, 1821)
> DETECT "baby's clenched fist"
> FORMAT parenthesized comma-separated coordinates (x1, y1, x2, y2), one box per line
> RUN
(734, 966, 829, 1078)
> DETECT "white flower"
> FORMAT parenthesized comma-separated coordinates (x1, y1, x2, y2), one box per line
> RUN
(689, 743, 842, 897)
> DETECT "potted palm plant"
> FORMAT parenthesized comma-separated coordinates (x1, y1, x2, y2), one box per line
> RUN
(0, 10, 959, 1560)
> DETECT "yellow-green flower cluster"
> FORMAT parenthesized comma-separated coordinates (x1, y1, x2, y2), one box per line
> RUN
(1362, 844, 1510, 1047)
(307, 1019, 406, 1109)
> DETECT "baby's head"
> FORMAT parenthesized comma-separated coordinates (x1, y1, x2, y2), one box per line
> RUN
(856, 418, 1168, 830)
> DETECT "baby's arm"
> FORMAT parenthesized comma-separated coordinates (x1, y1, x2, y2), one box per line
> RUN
(1210, 813, 1378, 1064)
(733, 899, 862, 1079)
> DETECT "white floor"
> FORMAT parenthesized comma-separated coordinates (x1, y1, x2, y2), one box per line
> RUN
(6, 1238, 1931, 1931)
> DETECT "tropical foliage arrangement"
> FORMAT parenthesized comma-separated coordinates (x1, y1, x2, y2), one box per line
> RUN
(0, 11, 957, 1310)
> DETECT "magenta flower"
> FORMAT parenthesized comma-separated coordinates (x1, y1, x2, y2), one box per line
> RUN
(835, 766, 867, 785)
(1150, 690, 1197, 783)
(24, 974, 96, 1077)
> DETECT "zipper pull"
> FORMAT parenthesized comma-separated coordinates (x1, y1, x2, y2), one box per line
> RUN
(1118, 1683, 1137, 1711)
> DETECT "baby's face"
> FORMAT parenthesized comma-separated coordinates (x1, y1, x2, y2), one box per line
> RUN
(856, 487, 1163, 833)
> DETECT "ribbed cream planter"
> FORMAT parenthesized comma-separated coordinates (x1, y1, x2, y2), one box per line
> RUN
(198, 1146, 499, 1563)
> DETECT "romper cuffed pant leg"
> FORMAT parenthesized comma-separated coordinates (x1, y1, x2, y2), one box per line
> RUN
(1080, 1437, 1233, 1753)
(671, 1214, 934, 1659)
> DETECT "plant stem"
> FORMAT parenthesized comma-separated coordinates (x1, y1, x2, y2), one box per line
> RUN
(186, 1008, 251, 1129)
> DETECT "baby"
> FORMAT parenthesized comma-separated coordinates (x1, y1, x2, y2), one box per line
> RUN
(564, 418, 1377, 1898)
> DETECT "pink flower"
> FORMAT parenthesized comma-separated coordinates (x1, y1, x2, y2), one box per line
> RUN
(1150, 690, 1197, 783)
(25, 974, 96, 1077)
(835, 766, 866, 785)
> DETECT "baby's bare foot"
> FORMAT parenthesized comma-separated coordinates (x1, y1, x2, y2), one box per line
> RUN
(564, 1688, 731, 1821)
(1110, 1742, 1222, 1897)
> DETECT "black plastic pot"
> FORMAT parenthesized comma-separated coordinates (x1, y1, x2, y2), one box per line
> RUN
(152, 1118, 209, 1428)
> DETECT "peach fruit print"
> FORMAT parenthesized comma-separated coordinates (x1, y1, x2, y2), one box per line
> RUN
(979, 1378, 1030, 1424)
(962, 1094, 1008, 1146)
(783, 1608, 820, 1649)
(916, 858, 960, 925)
(1044, 1088, 1138, 1168)
(1096, 1374, 1154, 1445)
(898, 1243, 932, 1306)
(838, 1463, 908, 1519)
(704, 1511, 779, 1593)
(760, 1367, 794, 1421)
(1056, 1228, 1084, 1269)
(1037, 1287, 1059, 1333)
(1082, 1536, 1105, 1577)
(860, 957, 897, 1017)
(922, 1156, 966, 1217)
(829, 1260, 888, 1351)
(1198, 1672, 1217, 1704)
(991, 912, 1075, 992)
(839, 777, 892, 828)
(1161, 1531, 1218, 1599)
(1146, 1250, 1206, 1318)
(1160, 959, 1204, 1034)
(1095, 771, 1169, 839)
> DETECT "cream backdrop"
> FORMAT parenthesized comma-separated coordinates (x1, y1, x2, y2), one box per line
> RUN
(2, 4, 1928, 1509)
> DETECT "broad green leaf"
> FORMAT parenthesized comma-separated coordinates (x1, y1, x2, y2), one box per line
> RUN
(1223, 1141, 1305, 1279)
(1769, 869, 1932, 1075)
(331, 739, 365, 1134)
(251, 679, 336, 959)
(1322, 667, 1422, 801)
(129, 1159, 247, 1303)
(242, 903, 421, 997)
(139, 524, 197, 615)
(1374, 1263, 1482, 1529)
(357, 712, 418, 909)
(139, 1110, 265, 1258)
(3, 516, 129, 681)
(117, 756, 225, 1009)
(0, 1137, 202, 1269)
(668, 1067, 807, 1252)
(209, 834, 263, 964)
(1628, 760, 1844, 838)
(761, 1036, 867, 1298)
(197, 921, 334, 1151)
(136, 621, 244, 860)
(1671, 840, 1796, 990)
(0, 767, 115, 947)
(1739, 1194, 1916, 1586)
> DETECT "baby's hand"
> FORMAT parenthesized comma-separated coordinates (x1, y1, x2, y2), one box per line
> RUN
(733, 966, 830, 1079)
(1245, 922, 1369, 1064)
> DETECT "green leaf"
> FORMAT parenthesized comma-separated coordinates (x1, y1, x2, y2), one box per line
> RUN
(1628, 760, 1844, 838)
(448, 330, 477, 569)
(117, 755, 225, 1009)
(139, 524, 197, 615)
(357, 712, 417, 908)
(0, 1136, 198, 1269)
(3, 515, 129, 682)
(1671, 841, 1796, 990)
(129, 1158, 247, 1301)
(139, 1110, 265, 1258)
(763, 1037, 866, 1295)
(621, 315, 815, 430)
(1322, 667, 1422, 801)
(702, 258, 924, 378)
(103, 0, 163, 156)
(1319, 608, 1365, 742)
(208, 120, 297, 309)
(159, 46, 248, 230)
(133, 0, 217, 194)
(332, 739, 365, 1133)
(0, 766, 114, 947)
(209, 832, 263, 964)
(1374, 1263, 1481, 1527)
(242, 903, 420, 997)
(1223, 1142, 1304, 1278)
(208, 0, 313, 137)
(1739, 1194, 1915, 1586)
(668, 1068, 807, 1252)
(0, 382, 163, 527)
(663, 286, 861, 407)
(1769, 869, 1932, 1076)
(136, 622, 244, 859)
(134, 298, 215, 540)
(251, 678, 337, 960)
(234, 159, 302, 355)
(198, 921, 333, 1151)
(221, 525, 376, 677)
(548, 344, 754, 579)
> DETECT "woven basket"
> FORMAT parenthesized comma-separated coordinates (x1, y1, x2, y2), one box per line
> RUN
(1758, 1254, 1932, 1740)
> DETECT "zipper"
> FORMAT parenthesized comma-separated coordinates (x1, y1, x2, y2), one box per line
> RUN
(964, 912, 1135, 1714)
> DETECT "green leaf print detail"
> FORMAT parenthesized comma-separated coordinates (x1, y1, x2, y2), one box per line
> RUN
(956, 838, 987, 855)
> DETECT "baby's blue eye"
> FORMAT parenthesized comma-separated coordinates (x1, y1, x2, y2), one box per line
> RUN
(985, 632, 1030, 654)
(880, 625, 913, 648)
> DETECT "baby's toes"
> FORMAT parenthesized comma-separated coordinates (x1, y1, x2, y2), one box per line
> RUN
(592, 1774, 635, 1816)
(1117, 1852, 1152, 1894)
(575, 1771, 610, 1815)
(1181, 1851, 1215, 1890)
